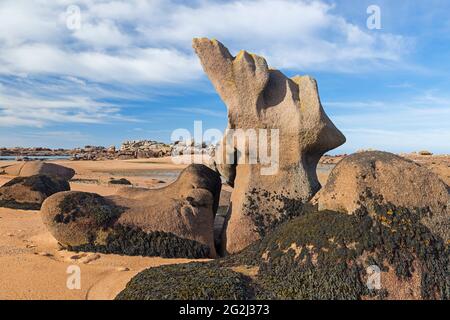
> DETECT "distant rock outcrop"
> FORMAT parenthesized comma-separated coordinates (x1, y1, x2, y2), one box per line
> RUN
(41, 164, 221, 258)
(418, 150, 433, 156)
(171, 140, 215, 157)
(0, 175, 70, 210)
(312, 151, 450, 243)
(4, 162, 75, 180)
(119, 140, 172, 158)
(193, 38, 346, 254)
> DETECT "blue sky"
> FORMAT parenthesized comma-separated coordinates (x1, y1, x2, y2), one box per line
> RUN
(0, 0, 449, 154)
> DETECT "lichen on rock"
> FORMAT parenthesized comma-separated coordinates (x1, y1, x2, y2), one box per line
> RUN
(41, 164, 221, 258)
(117, 203, 449, 300)
(0, 174, 70, 210)
(193, 38, 346, 253)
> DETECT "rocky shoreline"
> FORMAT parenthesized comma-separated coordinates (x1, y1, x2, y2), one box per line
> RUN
(0, 140, 215, 161)
(2, 145, 449, 170)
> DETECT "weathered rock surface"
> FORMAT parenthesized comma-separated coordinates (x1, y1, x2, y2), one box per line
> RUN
(0, 175, 70, 210)
(119, 140, 172, 158)
(171, 140, 215, 157)
(108, 178, 132, 185)
(41, 164, 221, 258)
(312, 151, 450, 243)
(4, 162, 75, 180)
(117, 204, 449, 300)
(193, 38, 346, 253)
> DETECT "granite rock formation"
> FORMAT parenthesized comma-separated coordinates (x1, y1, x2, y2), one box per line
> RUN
(41, 164, 221, 258)
(193, 38, 346, 253)
(117, 204, 449, 300)
(312, 151, 450, 243)
(3, 162, 75, 180)
(0, 175, 70, 210)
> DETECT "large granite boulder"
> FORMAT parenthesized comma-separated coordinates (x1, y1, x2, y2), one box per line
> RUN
(117, 204, 449, 300)
(41, 164, 221, 258)
(312, 151, 450, 243)
(4, 162, 75, 180)
(193, 38, 346, 254)
(0, 175, 70, 210)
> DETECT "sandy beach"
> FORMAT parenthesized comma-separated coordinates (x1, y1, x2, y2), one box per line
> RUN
(0, 154, 448, 300)
(0, 158, 204, 300)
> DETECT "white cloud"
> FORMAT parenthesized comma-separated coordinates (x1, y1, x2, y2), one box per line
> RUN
(172, 107, 226, 118)
(0, 0, 414, 129)
(0, 77, 138, 127)
(0, 130, 90, 148)
(0, 43, 200, 85)
(0, 0, 412, 81)
(72, 21, 131, 48)
(328, 92, 450, 153)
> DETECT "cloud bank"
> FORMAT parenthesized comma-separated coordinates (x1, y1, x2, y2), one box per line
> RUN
(0, 0, 413, 128)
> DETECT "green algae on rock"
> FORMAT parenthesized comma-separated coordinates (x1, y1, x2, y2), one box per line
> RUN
(68, 225, 211, 259)
(116, 262, 255, 300)
(41, 164, 221, 258)
(108, 178, 132, 185)
(116, 203, 449, 300)
(55, 192, 124, 226)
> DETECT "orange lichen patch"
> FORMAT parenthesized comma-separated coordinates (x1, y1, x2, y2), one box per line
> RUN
(378, 215, 391, 227)
(235, 50, 249, 61)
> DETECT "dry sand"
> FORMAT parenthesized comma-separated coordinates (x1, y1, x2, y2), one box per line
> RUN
(0, 158, 204, 300)
(0, 154, 448, 300)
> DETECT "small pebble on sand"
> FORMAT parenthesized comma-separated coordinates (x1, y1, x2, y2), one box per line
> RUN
(116, 267, 130, 272)
(69, 253, 87, 260)
(80, 253, 101, 264)
(37, 252, 53, 257)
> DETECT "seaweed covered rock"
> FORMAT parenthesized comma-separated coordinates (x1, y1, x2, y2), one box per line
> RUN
(4, 162, 75, 180)
(41, 164, 221, 258)
(109, 178, 132, 185)
(312, 151, 450, 243)
(116, 262, 254, 300)
(41, 191, 124, 246)
(193, 38, 346, 254)
(0, 175, 70, 210)
(117, 204, 449, 300)
(231, 204, 449, 300)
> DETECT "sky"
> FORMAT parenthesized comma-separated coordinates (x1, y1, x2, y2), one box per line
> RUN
(0, 0, 449, 154)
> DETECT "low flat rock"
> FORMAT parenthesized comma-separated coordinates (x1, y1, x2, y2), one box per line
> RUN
(4, 162, 75, 180)
(0, 175, 70, 210)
